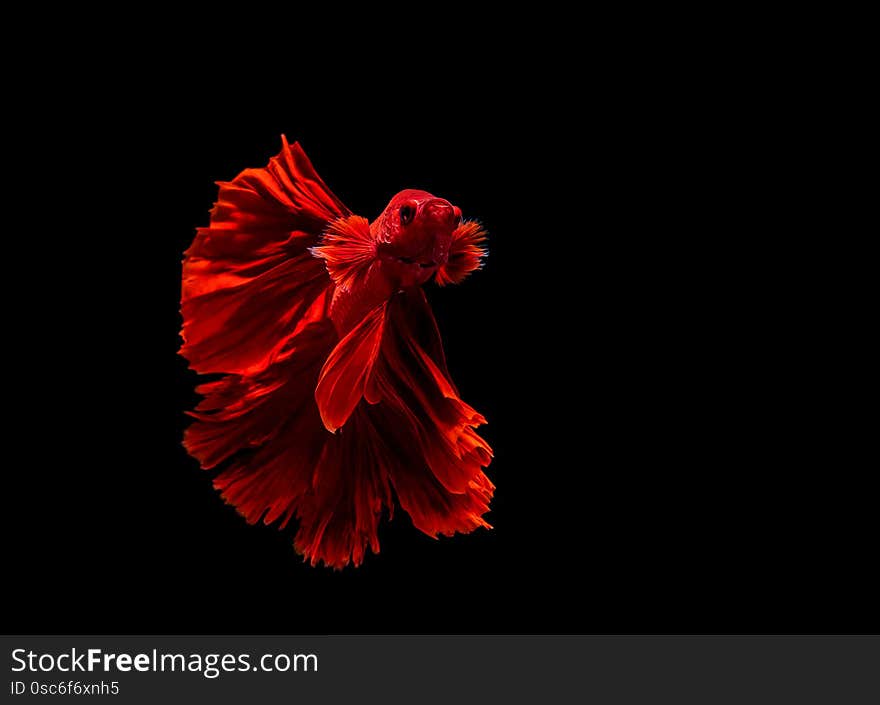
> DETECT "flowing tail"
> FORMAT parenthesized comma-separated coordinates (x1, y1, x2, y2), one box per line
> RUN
(180, 138, 493, 568)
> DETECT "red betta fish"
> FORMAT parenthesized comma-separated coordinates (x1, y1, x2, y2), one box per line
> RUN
(180, 137, 493, 568)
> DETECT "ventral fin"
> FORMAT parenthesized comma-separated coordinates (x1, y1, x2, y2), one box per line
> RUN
(314, 302, 387, 432)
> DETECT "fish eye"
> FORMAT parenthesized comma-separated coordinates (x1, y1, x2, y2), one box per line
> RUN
(399, 204, 415, 226)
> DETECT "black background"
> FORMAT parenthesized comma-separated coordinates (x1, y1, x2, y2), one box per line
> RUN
(7, 58, 873, 635)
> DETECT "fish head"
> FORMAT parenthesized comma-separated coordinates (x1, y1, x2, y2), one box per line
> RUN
(375, 189, 462, 286)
